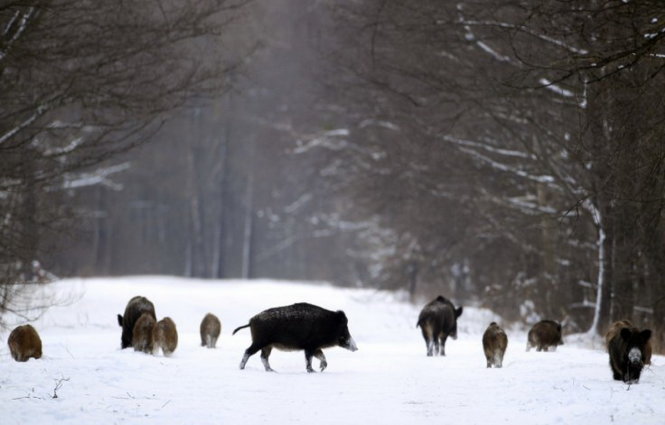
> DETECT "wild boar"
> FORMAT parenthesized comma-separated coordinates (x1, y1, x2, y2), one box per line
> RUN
(117, 296, 156, 349)
(233, 302, 358, 373)
(132, 312, 156, 354)
(200, 313, 221, 349)
(606, 320, 651, 365)
(153, 317, 178, 356)
(8, 324, 42, 362)
(482, 322, 508, 368)
(416, 295, 463, 356)
(606, 321, 652, 384)
(526, 320, 563, 352)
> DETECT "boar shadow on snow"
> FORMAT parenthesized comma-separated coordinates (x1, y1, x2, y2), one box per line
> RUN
(232, 302, 358, 373)
(416, 295, 463, 356)
(117, 295, 156, 349)
(606, 320, 652, 384)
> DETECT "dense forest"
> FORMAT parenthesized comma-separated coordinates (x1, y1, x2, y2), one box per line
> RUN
(1, 1, 664, 348)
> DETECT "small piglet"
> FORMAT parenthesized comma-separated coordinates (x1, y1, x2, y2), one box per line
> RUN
(527, 320, 563, 352)
(482, 322, 508, 368)
(8, 324, 42, 362)
(200, 313, 221, 349)
(132, 312, 156, 354)
(153, 317, 178, 356)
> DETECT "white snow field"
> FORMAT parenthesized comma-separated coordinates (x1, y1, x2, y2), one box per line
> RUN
(1, 277, 663, 425)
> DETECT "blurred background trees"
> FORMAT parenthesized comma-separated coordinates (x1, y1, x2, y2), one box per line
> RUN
(2, 0, 664, 346)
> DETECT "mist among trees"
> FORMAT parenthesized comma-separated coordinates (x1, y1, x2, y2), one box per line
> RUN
(2, 1, 664, 349)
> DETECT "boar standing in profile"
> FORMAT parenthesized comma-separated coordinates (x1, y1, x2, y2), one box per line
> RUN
(8, 324, 42, 362)
(153, 317, 178, 356)
(200, 313, 221, 348)
(117, 296, 156, 349)
(606, 320, 652, 384)
(233, 302, 358, 373)
(482, 322, 508, 368)
(416, 295, 463, 356)
(132, 312, 156, 354)
(526, 320, 563, 352)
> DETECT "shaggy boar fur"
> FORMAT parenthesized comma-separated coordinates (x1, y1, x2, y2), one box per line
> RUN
(153, 317, 178, 356)
(8, 324, 42, 362)
(132, 312, 156, 354)
(233, 302, 358, 373)
(482, 322, 508, 368)
(416, 296, 463, 356)
(200, 313, 221, 348)
(606, 320, 652, 384)
(117, 296, 156, 349)
(526, 320, 563, 352)
(605, 320, 651, 365)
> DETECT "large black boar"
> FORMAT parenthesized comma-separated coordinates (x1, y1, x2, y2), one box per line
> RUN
(527, 320, 563, 352)
(132, 312, 156, 354)
(153, 317, 178, 356)
(200, 313, 221, 349)
(416, 296, 463, 356)
(606, 321, 652, 384)
(606, 320, 651, 365)
(482, 322, 508, 368)
(232, 302, 358, 373)
(117, 296, 156, 349)
(8, 324, 42, 362)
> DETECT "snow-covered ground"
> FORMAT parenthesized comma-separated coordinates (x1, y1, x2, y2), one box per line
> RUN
(1, 277, 663, 425)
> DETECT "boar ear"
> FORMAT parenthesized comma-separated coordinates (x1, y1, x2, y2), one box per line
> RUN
(640, 329, 652, 342)
(620, 328, 632, 340)
(455, 307, 463, 318)
(336, 311, 348, 324)
(117, 314, 123, 327)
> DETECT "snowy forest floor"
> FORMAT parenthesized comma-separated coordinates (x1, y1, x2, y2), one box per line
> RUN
(1, 277, 663, 425)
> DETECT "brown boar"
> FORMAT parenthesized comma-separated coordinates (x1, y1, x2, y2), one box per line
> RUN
(153, 317, 178, 356)
(482, 322, 508, 368)
(606, 320, 651, 365)
(8, 324, 42, 362)
(606, 320, 652, 384)
(200, 313, 221, 349)
(132, 312, 156, 354)
(118, 296, 156, 349)
(527, 320, 563, 352)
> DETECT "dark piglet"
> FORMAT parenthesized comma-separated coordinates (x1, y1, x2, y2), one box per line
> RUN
(482, 322, 508, 368)
(606, 320, 652, 384)
(132, 312, 156, 354)
(153, 317, 178, 356)
(8, 324, 42, 362)
(118, 296, 156, 349)
(527, 320, 563, 352)
(416, 295, 463, 356)
(200, 313, 221, 349)
(233, 302, 358, 373)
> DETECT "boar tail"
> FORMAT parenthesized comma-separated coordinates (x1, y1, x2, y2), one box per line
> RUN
(232, 324, 250, 335)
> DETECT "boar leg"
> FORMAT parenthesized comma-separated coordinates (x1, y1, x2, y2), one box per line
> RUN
(239, 343, 262, 370)
(305, 350, 317, 373)
(313, 349, 328, 371)
(439, 334, 448, 356)
(260, 346, 274, 372)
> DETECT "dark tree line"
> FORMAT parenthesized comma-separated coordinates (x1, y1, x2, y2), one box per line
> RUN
(0, 0, 246, 324)
(3, 0, 664, 352)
